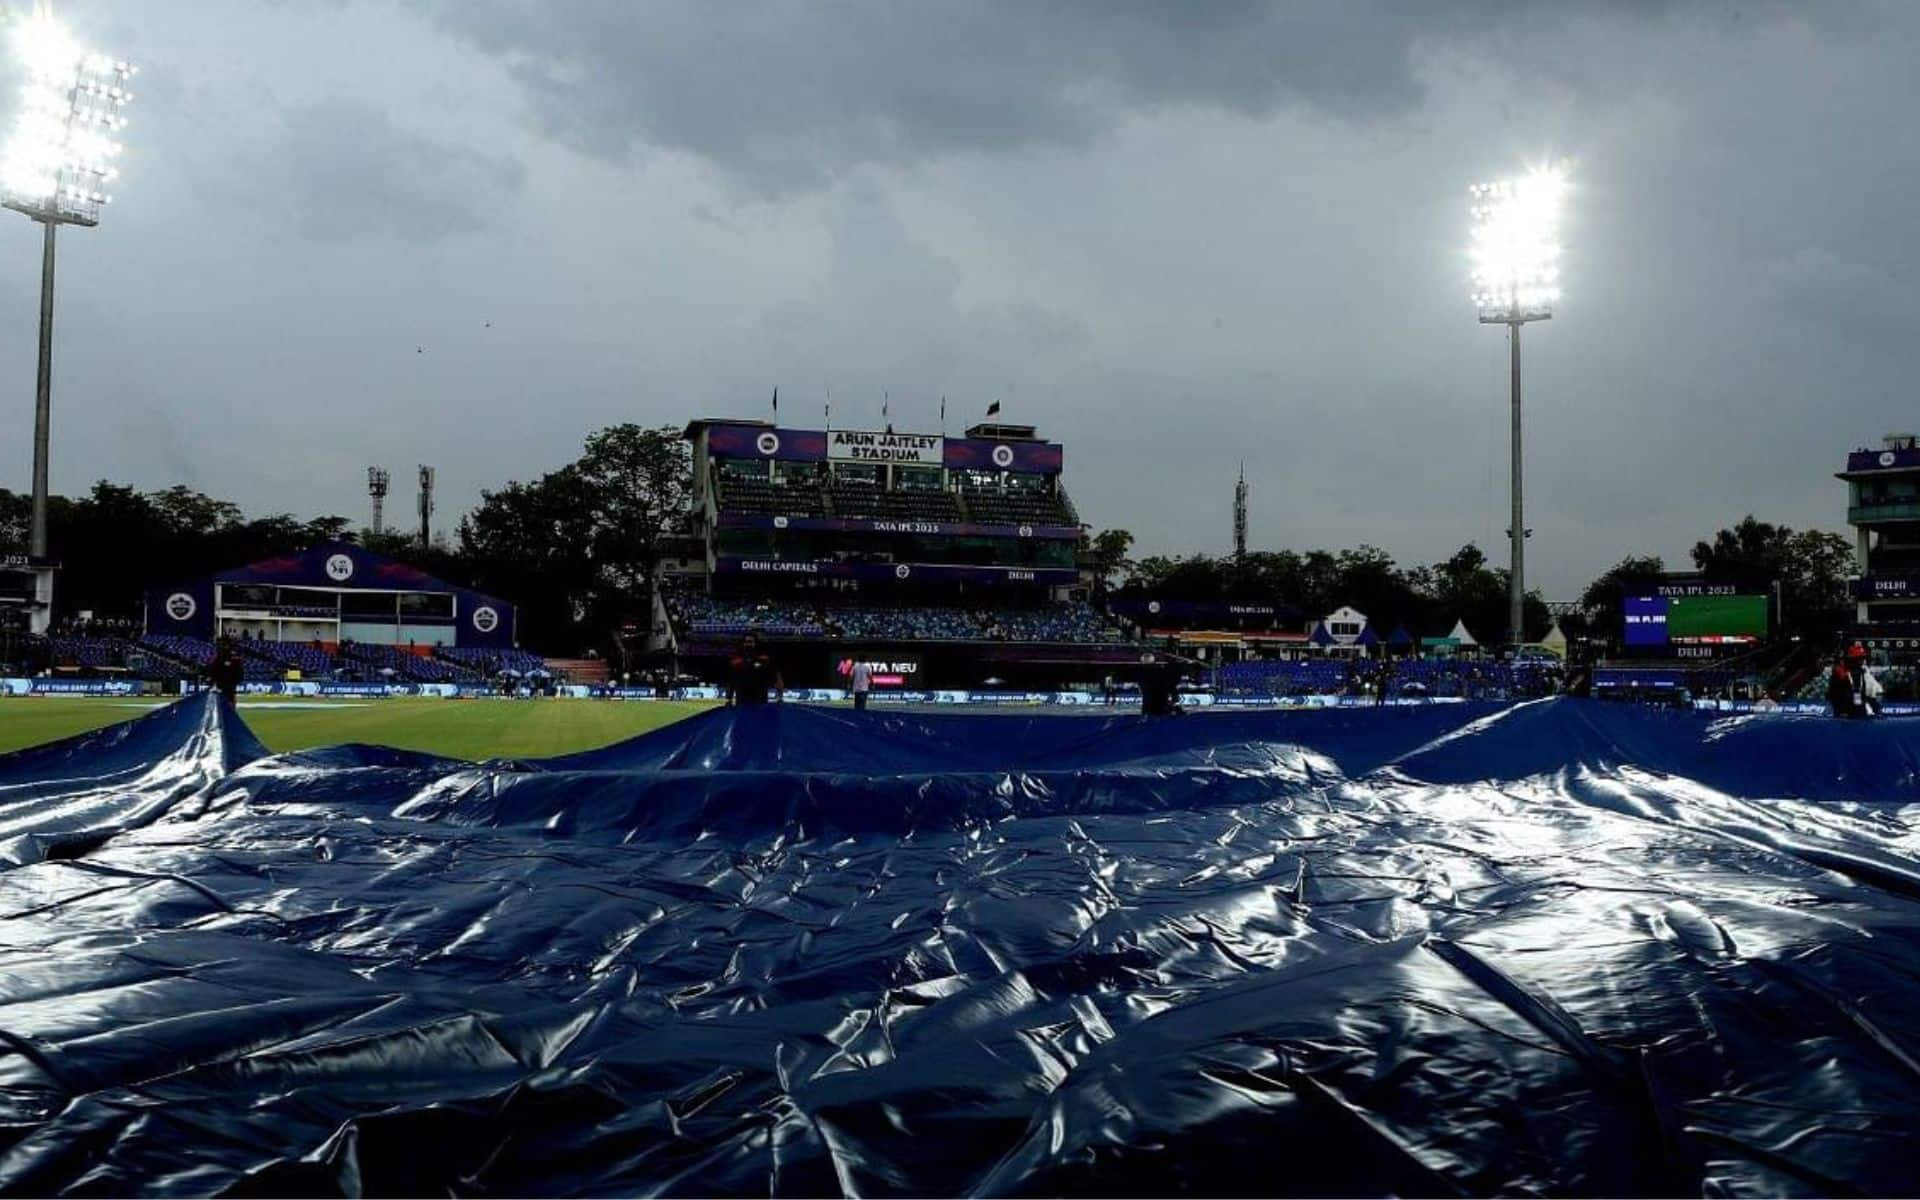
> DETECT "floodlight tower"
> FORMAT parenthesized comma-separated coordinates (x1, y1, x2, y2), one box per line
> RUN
(1469, 164, 1566, 649)
(1, 8, 134, 561)
(1233, 462, 1247, 565)
(416, 465, 435, 548)
(367, 467, 389, 536)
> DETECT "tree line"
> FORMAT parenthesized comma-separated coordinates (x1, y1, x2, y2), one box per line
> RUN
(2, 424, 691, 656)
(1082, 515, 1854, 645)
(4, 419, 1854, 653)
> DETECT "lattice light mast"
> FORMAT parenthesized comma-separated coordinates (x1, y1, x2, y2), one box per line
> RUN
(1469, 163, 1566, 648)
(417, 465, 435, 548)
(367, 467, 390, 536)
(1233, 462, 1247, 565)
(1, 7, 134, 560)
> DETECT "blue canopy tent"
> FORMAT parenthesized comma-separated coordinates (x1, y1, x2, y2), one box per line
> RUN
(1308, 620, 1336, 649)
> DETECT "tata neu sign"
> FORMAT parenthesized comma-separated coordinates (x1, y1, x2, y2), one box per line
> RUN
(827, 429, 942, 465)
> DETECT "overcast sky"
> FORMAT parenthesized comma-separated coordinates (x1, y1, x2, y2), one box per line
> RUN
(1, 1, 1913, 595)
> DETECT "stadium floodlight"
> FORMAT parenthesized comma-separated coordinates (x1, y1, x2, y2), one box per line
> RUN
(1469, 161, 1566, 649)
(1, 7, 134, 562)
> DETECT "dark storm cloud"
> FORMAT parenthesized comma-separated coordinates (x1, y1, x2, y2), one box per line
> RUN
(430, 0, 1546, 192)
(265, 97, 524, 241)
(7, 0, 1914, 600)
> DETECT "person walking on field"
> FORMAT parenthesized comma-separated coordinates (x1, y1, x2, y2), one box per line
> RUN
(207, 636, 244, 704)
(1827, 647, 1863, 718)
(850, 660, 873, 711)
(726, 632, 782, 707)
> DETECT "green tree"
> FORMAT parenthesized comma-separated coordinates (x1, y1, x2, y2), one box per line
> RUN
(458, 468, 605, 653)
(0, 488, 26, 553)
(1690, 516, 1853, 638)
(1420, 543, 1549, 643)
(1080, 528, 1135, 590)
(575, 424, 693, 595)
(148, 486, 242, 537)
(1577, 554, 1668, 640)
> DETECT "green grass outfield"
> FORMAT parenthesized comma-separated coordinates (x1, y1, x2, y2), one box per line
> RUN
(0, 695, 717, 760)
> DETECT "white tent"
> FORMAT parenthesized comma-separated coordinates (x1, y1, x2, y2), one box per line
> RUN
(1446, 618, 1478, 647)
(1539, 620, 1568, 656)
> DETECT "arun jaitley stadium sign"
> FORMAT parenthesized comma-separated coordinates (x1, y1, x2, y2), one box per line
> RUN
(827, 430, 943, 464)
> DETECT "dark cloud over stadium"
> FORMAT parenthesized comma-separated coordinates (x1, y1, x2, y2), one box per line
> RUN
(0, 0, 1913, 594)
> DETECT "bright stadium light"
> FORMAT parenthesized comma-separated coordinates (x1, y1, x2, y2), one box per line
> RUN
(1468, 161, 1566, 650)
(1, 5, 135, 579)
(1469, 165, 1564, 323)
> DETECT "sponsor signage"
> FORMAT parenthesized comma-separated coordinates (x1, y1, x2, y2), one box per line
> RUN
(318, 682, 418, 697)
(827, 429, 943, 465)
(29, 679, 138, 695)
(837, 656, 920, 687)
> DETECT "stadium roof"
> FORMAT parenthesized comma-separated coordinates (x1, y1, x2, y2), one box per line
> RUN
(212, 540, 483, 598)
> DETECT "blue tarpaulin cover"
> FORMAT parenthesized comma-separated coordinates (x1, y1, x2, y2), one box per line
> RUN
(0, 694, 1918, 1195)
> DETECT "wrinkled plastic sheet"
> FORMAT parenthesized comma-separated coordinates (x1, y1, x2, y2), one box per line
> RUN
(0, 695, 1918, 1196)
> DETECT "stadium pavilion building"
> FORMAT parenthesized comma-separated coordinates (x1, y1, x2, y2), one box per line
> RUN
(673, 417, 1146, 687)
(144, 540, 518, 652)
(1843, 434, 1920, 626)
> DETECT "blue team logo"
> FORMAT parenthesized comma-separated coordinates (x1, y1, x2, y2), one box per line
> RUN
(991, 444, 1014, 468)
(894, 564, 911, 580)
(165, 592, 197, 621)
(1881, 451, 1897, 467)
(324, 553, 355, 582)
(472, 606, 500, 633)
(756, 432, 780, 456)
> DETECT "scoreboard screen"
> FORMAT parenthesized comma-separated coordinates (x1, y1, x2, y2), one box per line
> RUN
(1624, 593, 1769, 648)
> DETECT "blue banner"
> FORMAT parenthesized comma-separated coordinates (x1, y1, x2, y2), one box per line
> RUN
(715, 512, 1079, 541)
(713, 558, 1076, 586)
(27, 679, 139, 696)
